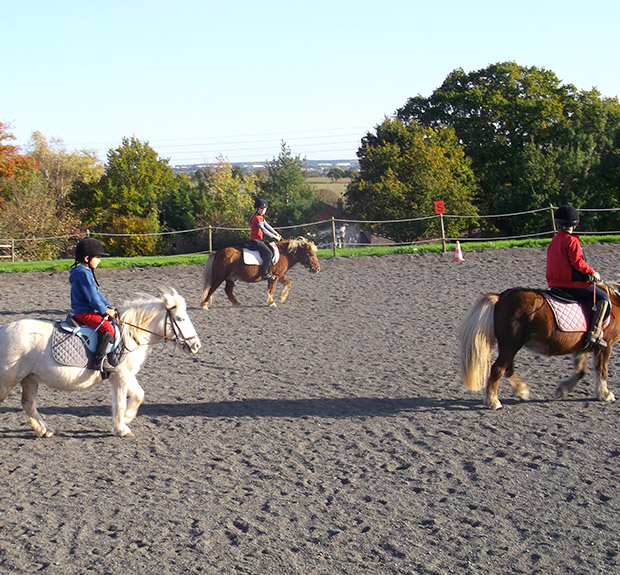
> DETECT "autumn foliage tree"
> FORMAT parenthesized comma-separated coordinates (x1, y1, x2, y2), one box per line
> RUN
(0, 123, 80, 260)
(0, 121, 29, 183)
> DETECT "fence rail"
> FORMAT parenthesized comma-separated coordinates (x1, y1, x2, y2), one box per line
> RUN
(2, 205, 620, 262)
(0, 241, 14, 262)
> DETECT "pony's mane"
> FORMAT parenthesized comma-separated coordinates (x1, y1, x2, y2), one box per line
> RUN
(119, 289, 185, 341)
(605, 282, 620, 300)
(285, 237, 317, 255)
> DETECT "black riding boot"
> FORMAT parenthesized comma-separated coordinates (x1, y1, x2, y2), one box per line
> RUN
(95, 331, 114, 370)
(261, 263, 275, 281)
(586, 300, 609, 349)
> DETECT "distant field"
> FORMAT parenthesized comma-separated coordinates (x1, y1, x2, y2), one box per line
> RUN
(307, 176, 350, 204)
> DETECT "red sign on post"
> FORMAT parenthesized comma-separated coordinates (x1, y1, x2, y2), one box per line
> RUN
(434, 200, 445, 215)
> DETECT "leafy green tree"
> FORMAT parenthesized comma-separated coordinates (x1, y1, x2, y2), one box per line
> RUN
(204, 157, 257, 248)
(161, 174, 209, 231)
(327, 166, 345, 182)
(397, 62, 620, 233)
(259, 141, 320, 227)
(72, 136, 175, 228)
(346, 117, 478, 242)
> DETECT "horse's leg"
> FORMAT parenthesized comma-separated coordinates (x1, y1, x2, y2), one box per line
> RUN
(267, 279, 277, 308)
(201, 278, 226, 310)
(505, 364, 530, 401)
(485, 349, 516, 410)
(555, 352, 589, 399)
(278, 274, 292, 303)
(21, 377, 55, 438)
(224, 279, 241, 307)
(110, 375, 132, 437)
(124, 375, 144, 424)
(593, 348, 616, 403)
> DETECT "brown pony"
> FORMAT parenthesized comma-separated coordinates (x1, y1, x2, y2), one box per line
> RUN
(459, 284, 620, 409)
(200, 237, 320, 309)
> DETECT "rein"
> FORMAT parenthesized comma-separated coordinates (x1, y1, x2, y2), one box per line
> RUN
(116, 309, 188, 351)
(116, 317, 175, 341)
(287, 243, 316, 271)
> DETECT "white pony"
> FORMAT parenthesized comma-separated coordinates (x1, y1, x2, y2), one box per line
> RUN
(0, 289, 200, 438)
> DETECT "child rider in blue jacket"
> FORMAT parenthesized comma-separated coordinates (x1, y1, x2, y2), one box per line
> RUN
(69, 237, 117, 368)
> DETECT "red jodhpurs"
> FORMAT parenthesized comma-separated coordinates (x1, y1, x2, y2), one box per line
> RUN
(74, 313, 115, 336)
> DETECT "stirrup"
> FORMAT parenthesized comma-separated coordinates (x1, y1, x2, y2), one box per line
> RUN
(583, 333, 607, 350)
(98, 356, 119, 372)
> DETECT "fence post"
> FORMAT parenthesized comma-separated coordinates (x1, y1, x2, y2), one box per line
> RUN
(208, 226, 213, 253)
(550, 205, 556, 233)
(439, 214, 446, 253)
(331, 217, 338, 257)
(11, 239, 14, 262)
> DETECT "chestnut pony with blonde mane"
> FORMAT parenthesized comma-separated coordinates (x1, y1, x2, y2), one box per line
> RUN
(201, 237, 320, 309)
(460, 283, 620, 409)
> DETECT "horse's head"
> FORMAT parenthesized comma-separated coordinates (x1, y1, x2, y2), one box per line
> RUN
(286, 237, 320, 273)
(162, 289, 201, 354)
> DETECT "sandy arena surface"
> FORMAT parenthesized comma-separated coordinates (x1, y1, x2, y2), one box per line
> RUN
(1, 245, 620, 574)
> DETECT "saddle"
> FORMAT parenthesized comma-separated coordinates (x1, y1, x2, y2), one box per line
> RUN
(242, 243, 280, 266)
(51, 314, 125, 370)
(542, 290, 611, 333)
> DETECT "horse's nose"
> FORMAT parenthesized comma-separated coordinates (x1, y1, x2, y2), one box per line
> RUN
(190, 338, 201, 353)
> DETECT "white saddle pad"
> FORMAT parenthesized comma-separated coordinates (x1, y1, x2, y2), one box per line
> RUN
(243, 245, 280, 266)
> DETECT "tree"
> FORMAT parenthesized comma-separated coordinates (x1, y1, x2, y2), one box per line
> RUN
(259, 141, 320, 227)
(0, 164, 76, 260)
(327, 166, 345, 182)
(72, 136, 174, 225)
(27, 132, 102, 205)
(195, 157, 257, 249)
(0, 126, 83, 260)
(0, 121, 30, 189)
(397, 62, 620, 233)
(346, 117, 478, 242)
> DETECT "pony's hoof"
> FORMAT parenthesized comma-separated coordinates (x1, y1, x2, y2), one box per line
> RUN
(269, 302, 277, 308)
(36, 427, 56, 438)
(600, 391, 616, 403)
(514, 389, 530, 401)
(554, 387, 568, 399)
(485, 399, 503, 410)
(201, 302, 209, 310)
(114, 425, 133, 437)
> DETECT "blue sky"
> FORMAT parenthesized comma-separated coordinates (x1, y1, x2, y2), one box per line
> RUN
(3, 0, 620, 166)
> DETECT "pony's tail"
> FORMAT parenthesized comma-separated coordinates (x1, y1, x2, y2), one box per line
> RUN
(459, 294, 498, 391)
(200, 253, 216, 306)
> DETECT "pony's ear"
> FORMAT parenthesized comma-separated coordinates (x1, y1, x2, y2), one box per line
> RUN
(162, 288, 179, 309)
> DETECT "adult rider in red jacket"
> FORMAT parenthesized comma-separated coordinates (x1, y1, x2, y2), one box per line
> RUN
(546, 205, 610, 349)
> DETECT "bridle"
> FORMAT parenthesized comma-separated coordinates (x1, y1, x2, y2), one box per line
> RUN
(116, 308, 197, 353)
(289, 244, 319, 272)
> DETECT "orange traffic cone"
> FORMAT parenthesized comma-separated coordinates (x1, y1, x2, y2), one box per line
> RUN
(454, 241, 464, 262)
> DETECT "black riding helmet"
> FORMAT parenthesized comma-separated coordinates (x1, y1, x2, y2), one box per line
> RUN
(74, 237, 109, 263)
(254, 198, 268, 209)
(554, 205, 580, 230)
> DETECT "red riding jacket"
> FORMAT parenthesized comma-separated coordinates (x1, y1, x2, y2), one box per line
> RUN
(546, 230, 595, 289)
